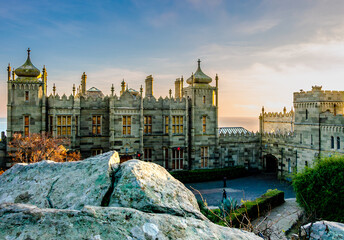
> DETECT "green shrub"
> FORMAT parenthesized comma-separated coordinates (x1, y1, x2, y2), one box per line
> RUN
(198, 189, 284, 227)
(171, 166, 248, 183)
(292, 155, 344, 222)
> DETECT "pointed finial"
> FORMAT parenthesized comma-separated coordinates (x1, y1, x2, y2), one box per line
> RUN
(12, 68, 15, 80)
(262, 106, 265, 113)
(111, 84, 114, 96)
(73, 84, 76, 96)
(169, 89, 172, 98)
(197, 59, 201, 68)
(53, 83, 56, 95)
(181, 75, 184, 81)
(215, 74, 218, 80)
(27, 48, 31, 57)
(140, 85, 143, 94)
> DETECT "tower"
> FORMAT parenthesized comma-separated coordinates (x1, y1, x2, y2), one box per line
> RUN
(7, 49, 46, 142)
(184, 59, 219, 169)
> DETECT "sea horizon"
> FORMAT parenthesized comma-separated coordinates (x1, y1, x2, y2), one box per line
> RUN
(0, 116, 258, 140)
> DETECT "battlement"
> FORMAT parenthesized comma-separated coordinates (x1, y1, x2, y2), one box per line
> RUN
(294, 86, 344, 103)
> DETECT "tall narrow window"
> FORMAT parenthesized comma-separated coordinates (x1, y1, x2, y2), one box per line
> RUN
(144, 116, 152, 134)
(172, 116, 183, 134)
(75, 116, 79, 136)
(212, 90, 215, 106)
(202, 116, 206, 133)
(24, 116, 29, 136)
(172, 148, 183, 170)
(49, 115, 53, 135)
(123, 116, 131, 135)
(201, 147, 209, 168)
(164, 116, 169, 134)
(163, 147, 168, 169)
(92, 115, 101, 135)
(337, 137, 340, 149)
(300, 133, 303, 144)
(331, 136, 334, 149)
(57, 116, 72, 136)
(203, 96, 206, 104)
(288, 159, 291, 173)
(144, 148, 152, 162)
(305, 109, 308, 120)
(311, 134, 313, 146)
(25, 91, 29, 102)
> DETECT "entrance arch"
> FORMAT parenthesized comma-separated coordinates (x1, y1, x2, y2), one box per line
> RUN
(264, 154, 278, 173)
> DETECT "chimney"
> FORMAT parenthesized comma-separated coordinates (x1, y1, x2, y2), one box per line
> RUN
(81, 72, 87, 95)
(175, 78, 181, 99)
(145, 75, 153, 97)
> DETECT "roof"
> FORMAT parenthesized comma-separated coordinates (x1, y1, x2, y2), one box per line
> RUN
(87, 87, 102, 92)
(186, 59, 212, 85)
(219, 127, 250, 135)
(15, 49, 40, 78)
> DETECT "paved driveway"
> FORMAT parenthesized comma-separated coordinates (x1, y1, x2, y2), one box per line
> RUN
(186, 174, 296, 207)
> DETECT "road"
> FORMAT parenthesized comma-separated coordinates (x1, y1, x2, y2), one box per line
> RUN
(186, 174, 296, 207)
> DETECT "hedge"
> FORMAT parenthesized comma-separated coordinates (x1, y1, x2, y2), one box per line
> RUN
(170, 166, 248, 183)
(199, 189, 285, 227)
(292, 155, 344, 222)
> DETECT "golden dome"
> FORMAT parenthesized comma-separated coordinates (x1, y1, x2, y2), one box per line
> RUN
(14, 48, 40, 78)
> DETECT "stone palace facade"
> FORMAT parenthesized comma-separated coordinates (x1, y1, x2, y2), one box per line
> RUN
(1, 49, 344, 179)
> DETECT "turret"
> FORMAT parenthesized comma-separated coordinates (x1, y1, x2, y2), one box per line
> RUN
(145, 75, 153, 97)
(120, 79, 126, 95)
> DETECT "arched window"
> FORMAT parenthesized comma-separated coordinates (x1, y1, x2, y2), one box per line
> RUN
(337, 137, 340, 150)
(331, 136, 334, 149)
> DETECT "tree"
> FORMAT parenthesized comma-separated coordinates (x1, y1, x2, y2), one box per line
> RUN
(293, 155, 344, 222)
(8, 133, 81, 163)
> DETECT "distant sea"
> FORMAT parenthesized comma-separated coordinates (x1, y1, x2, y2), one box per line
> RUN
(0, 116, 259, 140)
(0, 118, 6, 140)
(219, 117, 258, 132)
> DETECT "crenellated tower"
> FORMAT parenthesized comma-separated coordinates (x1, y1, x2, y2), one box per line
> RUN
(7, 49, 47, 143)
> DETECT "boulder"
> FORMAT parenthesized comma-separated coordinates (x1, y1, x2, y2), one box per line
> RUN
(302, 220, 344, 240)
(0, 151, 262, 239)
(0, 203, 260, 240)
(109, 160, 205, 219)
(0, 151, 119, 210)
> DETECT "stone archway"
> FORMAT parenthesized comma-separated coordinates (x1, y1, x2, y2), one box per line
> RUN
(264, 154, 278, 173)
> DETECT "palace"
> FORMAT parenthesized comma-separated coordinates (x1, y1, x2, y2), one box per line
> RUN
(1, 49, 344, 179)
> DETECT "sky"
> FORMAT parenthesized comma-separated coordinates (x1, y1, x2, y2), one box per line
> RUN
(1, 0, 344, 131)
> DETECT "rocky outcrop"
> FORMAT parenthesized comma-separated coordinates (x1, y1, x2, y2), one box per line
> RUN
(109, 160, 204, 219)
(0, 151, 261, 239)
(0, 151, 119, 210)
(302, 221, 344, 240)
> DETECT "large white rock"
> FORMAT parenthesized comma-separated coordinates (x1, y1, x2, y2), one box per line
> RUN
(0, 203, 261, 240)
(0, 151, 119, 210)
(302, 220, 344, 240)
(109, 160, 205, 219)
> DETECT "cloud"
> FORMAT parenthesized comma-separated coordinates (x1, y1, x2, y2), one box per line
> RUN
(235, 18, 280, 35)
(146, 12, 177, 28)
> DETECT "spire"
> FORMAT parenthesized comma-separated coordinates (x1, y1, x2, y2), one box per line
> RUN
(53, 83, 56, 96)
(140, 85, 143, 94)
(197, 59, 201, 69)
(7, 63, 11, 81)
(27, 48, 31, 57)
(73, 84, 76, 96)
(111, 84, 114, 96)
(169, 89, 172, 98)
(12, 68, 15, 80)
